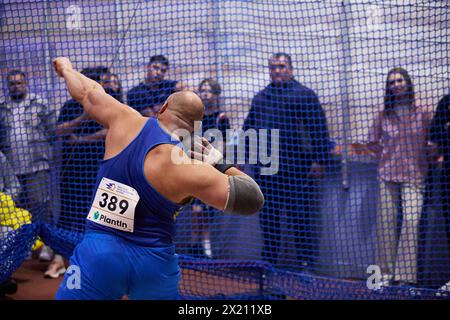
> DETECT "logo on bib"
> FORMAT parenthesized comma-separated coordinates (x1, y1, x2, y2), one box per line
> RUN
(105, 182, 116, 191)
(93, 211, 100, 220)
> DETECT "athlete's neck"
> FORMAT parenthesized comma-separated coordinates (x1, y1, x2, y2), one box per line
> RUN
(157, 119, 181, 142)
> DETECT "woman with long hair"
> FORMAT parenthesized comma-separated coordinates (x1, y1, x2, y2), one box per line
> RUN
(361, 67, 435, 286)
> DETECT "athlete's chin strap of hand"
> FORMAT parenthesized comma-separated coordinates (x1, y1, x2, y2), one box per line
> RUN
(189, 138, 264, 216)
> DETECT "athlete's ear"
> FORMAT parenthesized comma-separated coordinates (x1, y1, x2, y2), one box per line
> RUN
(158, 101, 169, 115)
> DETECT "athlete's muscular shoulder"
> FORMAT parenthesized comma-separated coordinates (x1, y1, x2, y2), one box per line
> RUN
(143, 144, 192, 203)
(104, 109, 147, 160)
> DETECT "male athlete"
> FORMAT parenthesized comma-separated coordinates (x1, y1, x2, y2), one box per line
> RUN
(52, 57, 264, 300)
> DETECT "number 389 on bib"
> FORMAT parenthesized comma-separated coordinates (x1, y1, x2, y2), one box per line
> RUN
(87, 177, 140, 233)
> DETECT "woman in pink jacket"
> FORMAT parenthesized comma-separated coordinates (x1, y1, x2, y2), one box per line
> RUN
(359, 67, 435, 287)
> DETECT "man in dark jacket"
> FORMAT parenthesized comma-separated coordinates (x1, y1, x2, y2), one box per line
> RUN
(127, 55, 185, 117)
(430, 93, 450, 293)
(243, 53, 330, 270)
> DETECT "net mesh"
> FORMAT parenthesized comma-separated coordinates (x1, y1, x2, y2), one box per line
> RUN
(1, 0, 449, 299)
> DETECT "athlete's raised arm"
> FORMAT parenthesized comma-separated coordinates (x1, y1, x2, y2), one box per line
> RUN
(53, 57, 139, 129)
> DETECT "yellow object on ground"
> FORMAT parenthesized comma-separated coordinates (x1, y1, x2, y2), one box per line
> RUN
(0, 192, 44, 251)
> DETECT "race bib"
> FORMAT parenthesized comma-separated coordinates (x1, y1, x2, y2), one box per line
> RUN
(87, 177, 140, 232)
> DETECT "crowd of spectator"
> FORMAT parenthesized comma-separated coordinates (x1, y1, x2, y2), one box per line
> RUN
(0, 53, 449, 294)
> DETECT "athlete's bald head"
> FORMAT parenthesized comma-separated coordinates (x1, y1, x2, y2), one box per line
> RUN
(157, 90, 205, 133)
